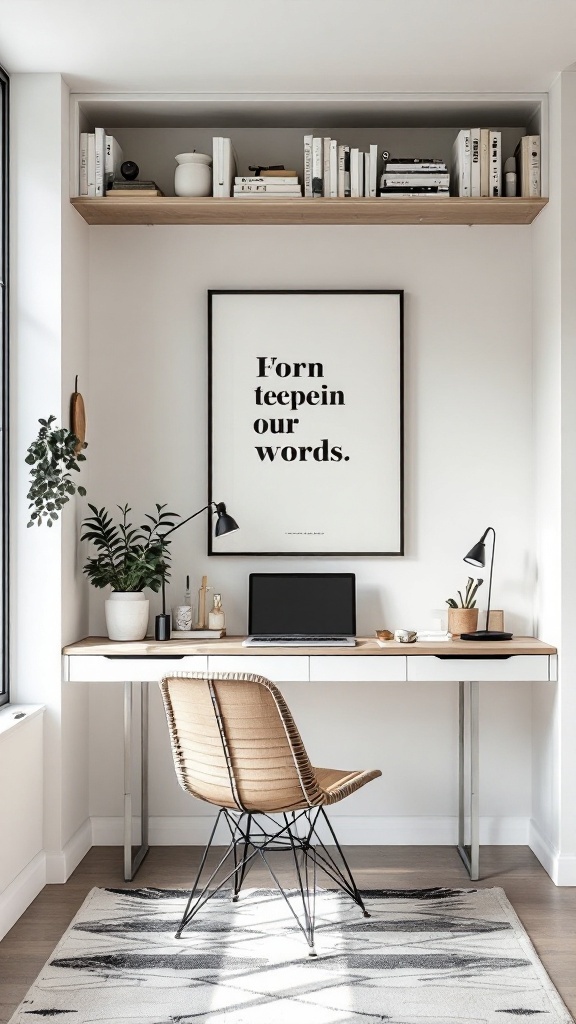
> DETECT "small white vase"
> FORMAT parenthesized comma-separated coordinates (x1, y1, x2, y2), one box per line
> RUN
(174, 152, 212, 196)
(105, 592, 149, 641)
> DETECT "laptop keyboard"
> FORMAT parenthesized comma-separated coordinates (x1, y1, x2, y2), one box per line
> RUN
(244, 635, 356, 647)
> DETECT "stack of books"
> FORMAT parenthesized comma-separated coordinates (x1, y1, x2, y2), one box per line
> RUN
(107, 180, 163, 197)
(379, 155, 449, 198)
(233, 173, 302, 199)
(452, 129, 504, 197)
(79, 129, 124, 197)
(303, 136, 379, 197)
(514, 135, 541, 197)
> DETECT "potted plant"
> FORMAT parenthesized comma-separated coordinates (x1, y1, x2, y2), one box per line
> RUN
(81, 503, 179, 641)
(446, 577, 483, 637)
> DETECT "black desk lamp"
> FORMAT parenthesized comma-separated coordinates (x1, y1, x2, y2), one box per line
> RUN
(460, 526, 512, 641)
(155, 502, 239, 641)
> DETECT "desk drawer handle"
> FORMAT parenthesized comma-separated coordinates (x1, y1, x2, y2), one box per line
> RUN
(434, 654, 512, 660)
(104, 655, 186, 660)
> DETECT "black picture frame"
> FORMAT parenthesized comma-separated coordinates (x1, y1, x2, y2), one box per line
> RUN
(208, 289, 404, 557)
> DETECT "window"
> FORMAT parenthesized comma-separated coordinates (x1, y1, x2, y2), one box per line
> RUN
(0, 65, 8, 706)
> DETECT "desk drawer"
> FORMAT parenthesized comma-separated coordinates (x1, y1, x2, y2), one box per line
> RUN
(66, 655, 208, 682)
(208, 656, 308, 682)
(406, 654, 550, 682)
(310, 655, 406, 682)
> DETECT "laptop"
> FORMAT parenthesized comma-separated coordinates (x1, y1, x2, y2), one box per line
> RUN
(243, 572, 356, 647)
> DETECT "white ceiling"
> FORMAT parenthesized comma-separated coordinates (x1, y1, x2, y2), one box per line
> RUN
(0, 0, 575, 95)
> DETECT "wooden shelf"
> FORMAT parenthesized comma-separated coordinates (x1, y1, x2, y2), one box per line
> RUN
(71, 195, 548, 226)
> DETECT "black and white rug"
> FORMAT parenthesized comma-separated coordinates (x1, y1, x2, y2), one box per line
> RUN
(10, 886, 574, 1023)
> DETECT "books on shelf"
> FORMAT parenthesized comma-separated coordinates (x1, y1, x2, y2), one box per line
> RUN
(107, 189, 164, 198)
(213, 137, 236, 197)
(79, 131, 126, 197)
(452, 129, 502, 197)
(515, 135, 540, 197)
(233, 174, 302, 198)
(380, 155, 449, 197)
(452, 130, 471, 196)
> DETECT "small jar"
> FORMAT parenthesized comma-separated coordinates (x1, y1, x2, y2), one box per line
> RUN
(174, 152, 212, 196)
(208, 593, 226, 631)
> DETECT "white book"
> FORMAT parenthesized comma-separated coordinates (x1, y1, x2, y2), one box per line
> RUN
(105, 135, 124, 189)
(234, 183, 303, 193)
(79, 132, 89, 195)
(489, 131, 501, 197)
(86, 134, 96, 197)
(94, 126, 106, 196)
(452, 129, 471, 196)
(337, 145, 345, 197)
(323, 137, 331, 198)
(515, 135, 540, 197)
(381, 175, 450, 188)
(364, 152, 370, 198)
(312, 137, 323, 197)
(369, 143, 378, 197)
(303, 135, 313, 197)
(235, 176, 299, 185)
(233, 192, 302, 199)
(329, 139, 338, 198)
(222, 138, 236, 197)
(212, 136, 221, 196)
(358, 151, 364, 197)
(350, 148, 360, 197)
(480, 128, 490, 197)
(470, 128, 481, 196)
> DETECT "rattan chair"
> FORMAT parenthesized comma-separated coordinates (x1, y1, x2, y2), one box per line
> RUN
(159, 670, 382, 954)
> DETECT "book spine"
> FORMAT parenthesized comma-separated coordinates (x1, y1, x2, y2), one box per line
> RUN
(344, 146, 351, 197)
(337, 145, 346, 197)
(86, 134, 96, 197)
(212, 137, 220, 196)
(369, 144, 378, 197)
(94, 127, 106, 196)
(323, 137, 331, 198)
(358, 152, 365, 197)
(350, 148, 359, 197)
(489, 131, 501, 197)
(303, 134, 313, 197)
(312, 137, 323, 197)
(470, 128, 481, 197)
(452, 129, 471, 196)
(380, 186, 448, 194)
(381, 176, 450, 188)
(479, 128, 490, 197)
(79, 132, 89, 196)
(522, 135, 540, 197)
(234, 184, 302, 192)
(385, 162, 446, 172)
(329, 139, 338, 198)
(222, 138, 234, 196)
(236, 176, 298, 185)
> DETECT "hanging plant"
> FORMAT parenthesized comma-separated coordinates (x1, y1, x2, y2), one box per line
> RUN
(25, 415, 87, 527)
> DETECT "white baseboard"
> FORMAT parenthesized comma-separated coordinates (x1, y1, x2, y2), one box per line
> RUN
(0, 851, 46, 940)
(91, 814, 530, 847)
(529, 819, 576, 886)
(46, 818, 92, 884)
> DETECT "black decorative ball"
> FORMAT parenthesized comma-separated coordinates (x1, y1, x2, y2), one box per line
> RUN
(121, 161, 139, 181)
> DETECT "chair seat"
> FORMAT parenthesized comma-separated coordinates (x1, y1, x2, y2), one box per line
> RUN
(314, 766, 382, 805)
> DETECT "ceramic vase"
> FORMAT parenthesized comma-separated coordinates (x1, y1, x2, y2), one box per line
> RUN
(105, 592, 149, 641)
(174, 152, 212, 196)
(448, 607, 479, 637)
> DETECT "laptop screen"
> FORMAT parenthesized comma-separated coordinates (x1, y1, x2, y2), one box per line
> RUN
(248, 573, 356, 636)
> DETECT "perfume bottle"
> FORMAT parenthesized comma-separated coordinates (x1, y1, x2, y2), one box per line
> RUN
(208, 593, 225, 631)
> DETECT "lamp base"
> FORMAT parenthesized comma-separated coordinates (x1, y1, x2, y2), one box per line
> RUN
(460, 629, 513, 642)
(154, 614, 171, 641)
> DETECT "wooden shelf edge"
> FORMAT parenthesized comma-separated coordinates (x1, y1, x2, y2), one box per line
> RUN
(71, 195, 548, 226)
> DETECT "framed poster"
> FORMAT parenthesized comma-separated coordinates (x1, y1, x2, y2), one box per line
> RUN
(208, 289, 404, 556)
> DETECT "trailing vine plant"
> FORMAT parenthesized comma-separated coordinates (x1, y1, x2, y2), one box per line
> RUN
(25, 415, 87, 527)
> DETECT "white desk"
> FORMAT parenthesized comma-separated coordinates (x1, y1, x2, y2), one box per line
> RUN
(63, 635, 557, 882)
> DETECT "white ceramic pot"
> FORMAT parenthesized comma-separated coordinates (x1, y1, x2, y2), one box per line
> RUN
(105, 592, 149, 641)
(174, 152, 212, 196)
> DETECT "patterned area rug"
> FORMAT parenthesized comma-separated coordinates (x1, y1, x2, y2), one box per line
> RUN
(9, 886, 573, 1023)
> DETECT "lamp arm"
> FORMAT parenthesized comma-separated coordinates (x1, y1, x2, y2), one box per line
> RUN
(160, 503, 215, 541)
(484, 527, 496, 630)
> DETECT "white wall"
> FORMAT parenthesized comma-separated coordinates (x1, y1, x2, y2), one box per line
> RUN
(87, 222, 536, 843)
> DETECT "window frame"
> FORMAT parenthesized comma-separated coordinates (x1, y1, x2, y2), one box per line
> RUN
(0, 64, 9, 707)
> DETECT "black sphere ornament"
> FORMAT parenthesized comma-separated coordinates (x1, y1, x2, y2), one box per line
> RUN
(121, 160, 139, 181)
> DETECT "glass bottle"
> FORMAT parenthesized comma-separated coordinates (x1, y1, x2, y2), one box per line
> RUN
(208, 593, 225, 632)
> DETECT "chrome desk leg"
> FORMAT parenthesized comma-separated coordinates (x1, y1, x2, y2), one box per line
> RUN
(123, 680, 150, 881)
(457, 680, 480, 881)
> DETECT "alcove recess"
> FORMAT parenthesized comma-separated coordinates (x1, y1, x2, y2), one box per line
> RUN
(70, 91, 548, 225)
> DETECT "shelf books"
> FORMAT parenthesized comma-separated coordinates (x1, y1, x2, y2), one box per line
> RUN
(452, 129, 501, 196)
(79, 131, 124, 197)
(380, 155, 449, 198)
(233, 175, 302, 198)
(212, 137, 237, 197)
(304, 135, 380, 197)
(515, 135, 541, 197)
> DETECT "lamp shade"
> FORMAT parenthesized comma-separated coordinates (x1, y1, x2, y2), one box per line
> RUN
(464, 540, 486, 568)
(214, 502, 239, 537)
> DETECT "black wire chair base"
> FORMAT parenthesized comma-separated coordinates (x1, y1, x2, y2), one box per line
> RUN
(175, 805, 369, 954)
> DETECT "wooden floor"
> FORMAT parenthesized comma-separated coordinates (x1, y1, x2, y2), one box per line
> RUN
(1, 845, 575, 1022)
